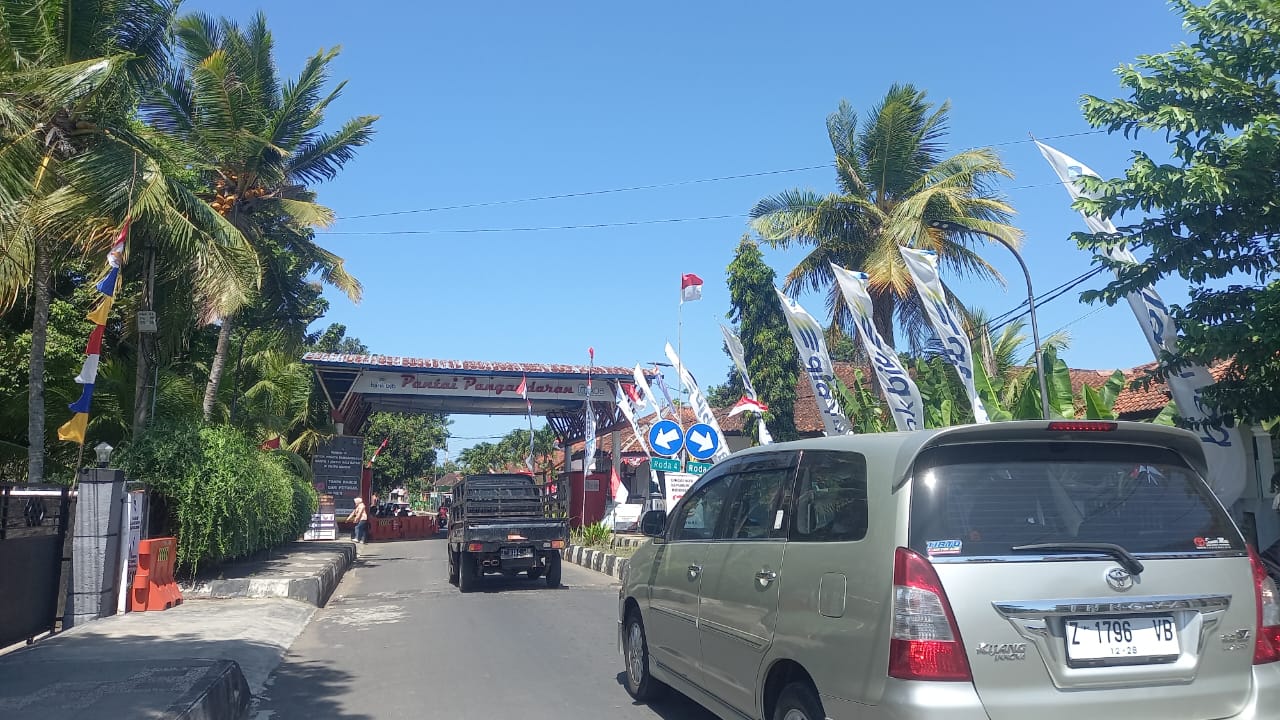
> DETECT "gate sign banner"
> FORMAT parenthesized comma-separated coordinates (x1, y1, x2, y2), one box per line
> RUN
(312, 436, 364, 512)
(354, 370, 611, 400)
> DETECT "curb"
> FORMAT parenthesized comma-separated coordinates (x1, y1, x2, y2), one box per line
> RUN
(170, 659, 251, 720)
(562, 543, 629, 581)
(182, 543, 355, 608)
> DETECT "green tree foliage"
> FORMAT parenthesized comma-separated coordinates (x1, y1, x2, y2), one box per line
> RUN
(1077, 0, 1280, 425)
(118, 423, 317, 574)
(751, 85, 1020, 352)
(457, 425, 558, 477)
(725, 236, 800, 442)
(363, 412, 449, 496)
(308, 323, 369, 354)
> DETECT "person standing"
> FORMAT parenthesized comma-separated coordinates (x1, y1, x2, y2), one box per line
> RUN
(346, 497, 370, 544)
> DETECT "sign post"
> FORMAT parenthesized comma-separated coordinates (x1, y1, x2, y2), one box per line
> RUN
(685, 423, 720, 462)
(647, 420, 685, 458)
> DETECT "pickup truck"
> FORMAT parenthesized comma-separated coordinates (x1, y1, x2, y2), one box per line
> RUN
(446, 474, 568, 592)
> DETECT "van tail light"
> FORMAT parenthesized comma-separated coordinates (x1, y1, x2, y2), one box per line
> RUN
(1248, 546, 1280, 664)
(888, 547, 972, 681)
(1046, 421, 1117, 432)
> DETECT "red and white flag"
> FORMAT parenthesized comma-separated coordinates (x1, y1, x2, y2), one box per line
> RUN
(728, 396, 769, 418)
(369, 437, 389, 466)
(680, 273, 703, 303)
(610, 465, 629, 504)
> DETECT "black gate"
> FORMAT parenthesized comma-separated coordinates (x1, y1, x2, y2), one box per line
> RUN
(0, 484, 71, 647)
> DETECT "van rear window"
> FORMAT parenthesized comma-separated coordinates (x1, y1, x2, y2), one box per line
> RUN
(908, 442, 1243, 559)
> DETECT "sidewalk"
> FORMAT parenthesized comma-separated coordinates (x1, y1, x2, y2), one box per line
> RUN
(0, 540, 358, 720)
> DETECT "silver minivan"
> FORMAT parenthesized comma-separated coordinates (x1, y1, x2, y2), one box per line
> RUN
(618, 420, 1280, 720)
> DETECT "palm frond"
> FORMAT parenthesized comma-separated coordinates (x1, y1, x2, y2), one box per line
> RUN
(286, 114, 378, 185)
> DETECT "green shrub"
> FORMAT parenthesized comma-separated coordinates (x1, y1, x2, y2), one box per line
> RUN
(573, 521, 612, 548)
(118, 423, 318, 575)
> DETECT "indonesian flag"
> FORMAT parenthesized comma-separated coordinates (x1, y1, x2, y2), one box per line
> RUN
(108, 217, 130, 269)
(728, 395, 768, 417)
(680, 273, 703, 303)
(516, 375, 527, 400)
(369, 437, 389, 466)
(611, 465, 628, 504)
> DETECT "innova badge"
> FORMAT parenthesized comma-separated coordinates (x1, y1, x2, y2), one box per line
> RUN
(1105, 567, 1134, 592)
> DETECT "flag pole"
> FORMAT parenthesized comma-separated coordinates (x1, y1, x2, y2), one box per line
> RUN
(677, 285, 685, 467)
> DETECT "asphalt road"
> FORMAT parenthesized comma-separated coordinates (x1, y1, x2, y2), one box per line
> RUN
(251, 536, 718, 720)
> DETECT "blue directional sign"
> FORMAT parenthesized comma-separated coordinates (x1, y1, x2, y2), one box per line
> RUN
(685, 423, 720, 460)
(648, 419, 684, 457)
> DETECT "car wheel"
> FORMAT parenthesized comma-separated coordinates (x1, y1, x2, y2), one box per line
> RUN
(544, 551, 562, 588)
(773, 681, 824, 720)
(458, 554, 477, 593)
(622, 610, 667, 701)
(448, 551, 459, 585)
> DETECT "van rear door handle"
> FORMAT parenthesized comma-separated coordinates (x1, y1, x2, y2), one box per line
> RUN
(755, 569, 778, 584)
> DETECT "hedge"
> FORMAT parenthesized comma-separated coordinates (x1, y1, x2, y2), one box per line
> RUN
(118, 424, 318, 574)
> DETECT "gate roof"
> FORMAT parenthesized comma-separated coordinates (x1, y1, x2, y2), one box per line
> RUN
(303, 353, 638, 438)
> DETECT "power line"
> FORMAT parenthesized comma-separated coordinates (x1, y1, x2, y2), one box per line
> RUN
(333, 129, 1106, 221)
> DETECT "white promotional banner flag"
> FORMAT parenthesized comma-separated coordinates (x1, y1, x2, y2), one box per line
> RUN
(1036, 140, 1247, 504)
(583, 399, 596, 473)
(898, 247, 989, 423)
(774, 290, 853, 436)
(664, 342, 732, 462)
(830, 264, 924, 431)
(631, 364, 656, 414)
(614, 382, 651, 459)
(719, 324, 774, 444)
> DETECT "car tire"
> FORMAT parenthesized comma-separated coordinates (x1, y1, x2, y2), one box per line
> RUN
(622, 610, 667, 702)
(773, 681, 824, 720)
(545, 551, 562, 588)
(448, 550, 459, 585)
(458, 553, 477, 593)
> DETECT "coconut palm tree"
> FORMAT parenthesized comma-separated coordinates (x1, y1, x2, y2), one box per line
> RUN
(0, 1, 254, 481)
(146, 11, 376, 421)
(751, 85, 1022, 353)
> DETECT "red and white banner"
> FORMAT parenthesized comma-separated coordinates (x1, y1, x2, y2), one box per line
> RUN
(680, 273, 703, 303)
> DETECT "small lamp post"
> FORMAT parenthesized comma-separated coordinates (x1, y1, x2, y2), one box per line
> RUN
(93, 441, 114, 468)
(926, 221, 1051, 420)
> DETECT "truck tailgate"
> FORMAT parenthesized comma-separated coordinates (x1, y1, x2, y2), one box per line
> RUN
(461, 520, 568, 544)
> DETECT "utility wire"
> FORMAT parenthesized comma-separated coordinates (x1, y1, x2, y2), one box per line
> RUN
(333, 129, 1106, 221)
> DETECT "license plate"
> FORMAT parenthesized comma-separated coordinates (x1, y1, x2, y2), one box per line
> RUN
(500, 547, 533, 559)
(1065, 614, 1179, 664)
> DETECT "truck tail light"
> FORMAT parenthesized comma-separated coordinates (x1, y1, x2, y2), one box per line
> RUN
(467, 542, 484, 552)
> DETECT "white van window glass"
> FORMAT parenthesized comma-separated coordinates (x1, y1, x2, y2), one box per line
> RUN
(721, 466, 793, 540)
(670, 473, 735, 541)
(909, 442, 1244, 557)
(790, 451, 868, 542)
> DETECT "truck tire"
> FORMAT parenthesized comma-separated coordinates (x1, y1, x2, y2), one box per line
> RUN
(545, 551, 562, 588)
(448, 550, 459, 585)
(458, 553, 477, 593)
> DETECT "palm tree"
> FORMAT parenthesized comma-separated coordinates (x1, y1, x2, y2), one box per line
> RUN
(751, 85, 1022, 353)
(146, 11, 376, 421)
(0, 1, 254, 481)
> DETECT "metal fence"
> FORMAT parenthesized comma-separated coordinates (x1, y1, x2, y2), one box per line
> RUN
(0, 485, 71, 647)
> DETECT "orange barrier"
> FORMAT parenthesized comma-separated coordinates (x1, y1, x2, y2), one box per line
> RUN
(128, 537, 183, 612)
(368, 515, 437, 541)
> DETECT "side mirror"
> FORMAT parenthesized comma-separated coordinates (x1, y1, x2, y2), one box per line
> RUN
(639, 510, 667, 538)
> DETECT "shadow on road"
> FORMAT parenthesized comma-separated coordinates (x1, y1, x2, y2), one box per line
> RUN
(253, 659, 372, 720)
(613, 673, 719, 720)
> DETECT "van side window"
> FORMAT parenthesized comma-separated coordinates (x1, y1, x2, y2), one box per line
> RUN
(791, 451, 868, 542)
(670, 472, 735, 541)
(721, 464, 795, 540)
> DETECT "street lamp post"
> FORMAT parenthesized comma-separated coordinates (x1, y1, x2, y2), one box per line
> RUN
(928, 222, 1051, 420)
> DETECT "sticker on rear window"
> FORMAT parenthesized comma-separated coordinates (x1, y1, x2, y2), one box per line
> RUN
(926, 539, 962, 556)
(1194, 536, 1232, 549)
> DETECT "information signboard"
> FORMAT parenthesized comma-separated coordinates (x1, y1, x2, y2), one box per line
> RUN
(313, 436, 364, 512)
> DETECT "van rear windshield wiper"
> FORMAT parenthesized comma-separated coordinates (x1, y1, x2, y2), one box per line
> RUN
(1010, 542, 1145, 576)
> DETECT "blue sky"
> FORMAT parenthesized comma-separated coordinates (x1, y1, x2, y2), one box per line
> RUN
(188, 0, 1195, 455)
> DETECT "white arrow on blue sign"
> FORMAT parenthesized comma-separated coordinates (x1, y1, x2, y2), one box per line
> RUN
(647, 419, 684, 458)
(685, 423, 720, 460)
